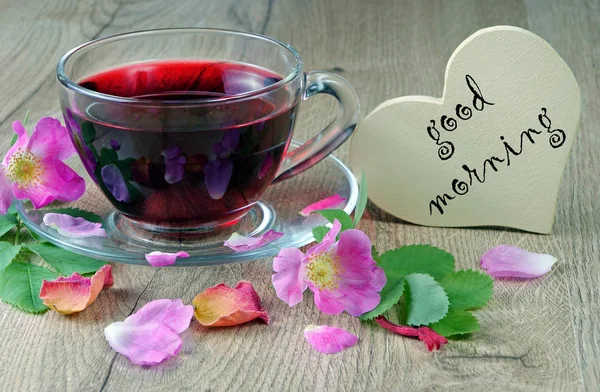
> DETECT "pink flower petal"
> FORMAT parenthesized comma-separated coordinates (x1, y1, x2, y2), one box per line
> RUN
(145, 251, 189, 267)
(40, 265, 113, 315)
(125, 299, 194, 333)
(480, 245, 557, 279)
(224, 230, 284, 252)
(306, 219, 341, 258)
(299, 194, 347, 217)
(3, 121, 30, 166)
(12, 156, 86, 209)
(104, 321, 183, 366)
(303, 325, 358, 354)
(26, 117, 76, 161)
(43, 213, 107, 238)
(204, 159, 233, 200)
(193, 281, 269, 327)
(101, 163, 129, 202)
(104, 299, 193, 366)
(272, 247, 308, 307)
(0, 169, 14, 215)
(162, 146, 186, 184)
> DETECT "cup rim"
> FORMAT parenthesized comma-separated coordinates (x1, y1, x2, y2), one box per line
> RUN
(56, 27, 304, 106)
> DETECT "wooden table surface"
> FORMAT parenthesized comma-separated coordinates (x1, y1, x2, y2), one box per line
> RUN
(0, 0, 599, 391)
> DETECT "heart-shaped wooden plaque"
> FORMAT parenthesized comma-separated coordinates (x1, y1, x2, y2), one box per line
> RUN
(349, 26, 581, 233)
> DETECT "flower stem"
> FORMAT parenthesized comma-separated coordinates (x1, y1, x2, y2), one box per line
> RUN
(14, 217, 22, 245)
(374, 316, 448, 351)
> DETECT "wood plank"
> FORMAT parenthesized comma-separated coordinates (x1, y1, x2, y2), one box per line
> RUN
(0, 0, 596, 390)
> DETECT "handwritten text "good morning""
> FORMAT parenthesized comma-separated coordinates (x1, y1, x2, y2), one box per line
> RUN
(428, 75, 566, 216)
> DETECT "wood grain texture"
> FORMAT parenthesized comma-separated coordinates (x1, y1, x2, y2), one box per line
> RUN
(0, 0, 597, 391)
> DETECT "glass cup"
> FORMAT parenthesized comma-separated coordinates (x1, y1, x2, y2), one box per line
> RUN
(57, 28, 359, 234)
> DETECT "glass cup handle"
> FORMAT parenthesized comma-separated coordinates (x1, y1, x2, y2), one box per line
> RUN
(272, 71, 360, 183)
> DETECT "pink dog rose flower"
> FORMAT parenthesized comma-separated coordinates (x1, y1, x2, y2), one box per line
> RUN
(0, 118, 85, 214)
(272, 219, 385, 316)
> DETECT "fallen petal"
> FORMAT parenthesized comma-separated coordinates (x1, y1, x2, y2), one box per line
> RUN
(480, 245, 557, 279)
(40, 264, 113, 315)
(375, 316, 448, 351)
(104, 299, 193, 366)
(193, 281, 269, 327)
(43, 213, 107, 238)
(224, 230, 284, 252)
(299, 194, 347, 217)
(145, 251, 189, 267)
(304, 325, 358, 354)
(104, 321, 183, 366)
(125, 299, 194, 334)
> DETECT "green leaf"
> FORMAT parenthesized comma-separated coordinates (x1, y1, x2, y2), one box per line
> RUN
(353, 170, 368, 226)
(22, 109, 31, 126)
(99, 148, 118, 166)
(7, 201, 18, 215)
(404, 273, 449, 326)
(312, 226, 330, 242)
(315, 209, 354, 232)
(0, 262, 57, 313)
(0, 214, 18, 237)
(81, 121, 96, 143)
(429, 310, 480, 337)
(43, 208, 103, 224)
(359, 277, 405, 320)
(441, 270, 493, 311)
(26, 242, 107, 276)
(10, 133, 18, 146)
(0, 242, 21, 272)
(378, 245, 455, 281)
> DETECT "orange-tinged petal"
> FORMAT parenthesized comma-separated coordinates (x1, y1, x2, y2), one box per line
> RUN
(40, 265, 113, 315)
(193, 281, 269, 327)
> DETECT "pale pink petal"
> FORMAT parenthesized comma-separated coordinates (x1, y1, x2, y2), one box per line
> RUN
(272, 247, 308, 306)
(224, 230, 284, 252)
(40, 265, 113, 315)
(0, 169, 14, 215)
(124, 299, 194, 333)
(310, 287, 346, 315)
(338, 286, 381, 317)
(3, 121, 29, 166)
(193, 281, 269, 327)
(306, 219, 341, 258)
(481, 245, 557, 279)
(336, 229, 377, 271)
(104, 321, 183, 366)
(303, 325, 358, 354)
(12, 156, 85, 209)
(43, 213, 107, 238)
(144, 251, 189, 267)
(299, 194, 347, 217)
(104, 298, 193, 366)
(26, 117, 76, 161)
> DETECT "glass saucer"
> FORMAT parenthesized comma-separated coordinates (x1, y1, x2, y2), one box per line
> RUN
(17, 141, 358, 267)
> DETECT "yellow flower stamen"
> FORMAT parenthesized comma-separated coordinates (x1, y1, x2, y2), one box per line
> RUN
(6, 148, 43, 187)
(306, 251, 342, 291)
